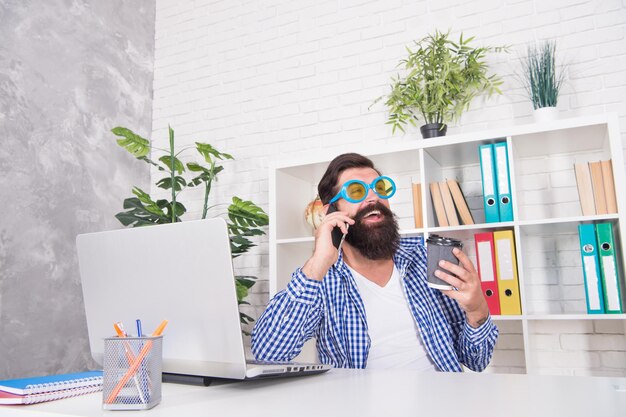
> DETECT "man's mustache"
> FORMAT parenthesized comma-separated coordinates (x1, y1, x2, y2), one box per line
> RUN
(352, 201, 393, 223)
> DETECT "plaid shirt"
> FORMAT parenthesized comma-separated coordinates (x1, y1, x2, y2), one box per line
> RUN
(252, 237, 498, 371)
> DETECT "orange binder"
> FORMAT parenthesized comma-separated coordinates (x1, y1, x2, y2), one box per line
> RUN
(493, 230, 522, 315)
(474, 232, 500, 315)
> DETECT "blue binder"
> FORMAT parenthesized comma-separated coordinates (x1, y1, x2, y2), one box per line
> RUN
(479, 144, 500, 223)
(578, 224, 605, 314)
(494, 142, 513, 222)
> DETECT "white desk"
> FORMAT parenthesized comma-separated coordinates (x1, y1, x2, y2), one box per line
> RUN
(1, 369, 625, 417)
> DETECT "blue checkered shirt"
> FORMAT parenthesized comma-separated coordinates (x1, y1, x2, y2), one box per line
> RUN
(251, 237, 498, 371)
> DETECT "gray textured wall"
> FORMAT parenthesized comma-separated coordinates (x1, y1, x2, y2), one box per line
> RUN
(0, 0, 155, 378)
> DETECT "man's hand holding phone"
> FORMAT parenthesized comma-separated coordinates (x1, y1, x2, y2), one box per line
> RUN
(301, 204, 353, 281)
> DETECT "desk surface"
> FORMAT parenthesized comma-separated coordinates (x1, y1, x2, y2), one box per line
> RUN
(1, 369, 625, 417)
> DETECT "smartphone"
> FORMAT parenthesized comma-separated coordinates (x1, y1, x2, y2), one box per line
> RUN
(326, 204, 347, 249)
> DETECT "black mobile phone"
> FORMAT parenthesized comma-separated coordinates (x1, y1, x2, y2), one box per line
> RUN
(326, 204, 345, 249)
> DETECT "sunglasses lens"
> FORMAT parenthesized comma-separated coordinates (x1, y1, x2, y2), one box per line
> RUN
(375, 178, 394, 197)
(346, 182, 366, 202)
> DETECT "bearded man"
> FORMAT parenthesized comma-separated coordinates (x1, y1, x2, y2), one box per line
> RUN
(251, 153, 498, 372)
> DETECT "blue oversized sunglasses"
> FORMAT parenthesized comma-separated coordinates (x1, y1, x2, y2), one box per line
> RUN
(329, 176, 397, 204)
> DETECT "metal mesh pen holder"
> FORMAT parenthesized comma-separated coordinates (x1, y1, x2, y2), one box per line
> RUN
(102, 336, 163, 410)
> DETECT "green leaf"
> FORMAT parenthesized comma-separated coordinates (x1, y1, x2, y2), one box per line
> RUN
(235, 280, 250, 302)
(115, 197, 170, 227)
(131, 187, 167, 217)
(159, 155, 185, 174)
(228, 197, 269, 230)
(156, 176, 187, 191)
(186, 163, 224, 185)
(114, 211, 158, 227)
(196, 143, 234, 164)
(138, 156, 167, 171)
(111, 127, 150, 158)
(236, 276, 256, 289)
(230, 235, 255, 257)
(159, 200, 186, 221)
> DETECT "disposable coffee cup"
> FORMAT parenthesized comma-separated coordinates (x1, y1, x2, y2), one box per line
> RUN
(426, 234, 463, 290)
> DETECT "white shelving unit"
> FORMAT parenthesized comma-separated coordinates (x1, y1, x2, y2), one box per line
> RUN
(269, 113, 626, 376)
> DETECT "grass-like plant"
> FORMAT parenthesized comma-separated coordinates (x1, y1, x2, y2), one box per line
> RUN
(522, 41, 565, 110)
(111, 126, 269, 330)
(380, 30, 504, 134)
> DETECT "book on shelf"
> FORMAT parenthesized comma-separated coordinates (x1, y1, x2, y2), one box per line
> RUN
(574, 160, 618, 216)
(438, 181, 460, 226)
(446, 179, 474, 225)
(601, 159, 618, 214)
(574, 162, 596, 216)
(589, 161, 608, 215)
(411, 182, 423, 228)
(0, 370, 102, 405)
(429, 182, 448, 227)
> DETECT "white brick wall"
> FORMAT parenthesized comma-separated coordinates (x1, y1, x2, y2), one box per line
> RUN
(152, 0, 626, 369)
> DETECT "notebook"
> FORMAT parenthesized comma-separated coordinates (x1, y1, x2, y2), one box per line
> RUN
(0, 371, 102, 405)
(77, 218, 331, 382)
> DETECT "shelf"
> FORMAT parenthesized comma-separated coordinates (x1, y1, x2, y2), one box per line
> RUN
(269, 113, 626, 376)
(517, 214, 620, 230)
(525, 314, 626, 321)
(493, 314, 626, 320)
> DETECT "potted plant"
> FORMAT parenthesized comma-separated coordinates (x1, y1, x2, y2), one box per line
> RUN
(380, 30, 504, 138)
(111, 126, 268, 331)
(521, 40, 565, 122)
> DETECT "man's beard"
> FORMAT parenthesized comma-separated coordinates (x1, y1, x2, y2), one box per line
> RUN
(344, 201, 400, 260)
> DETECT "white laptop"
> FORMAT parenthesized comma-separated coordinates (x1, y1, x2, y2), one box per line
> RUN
(77, 218, 330, 383)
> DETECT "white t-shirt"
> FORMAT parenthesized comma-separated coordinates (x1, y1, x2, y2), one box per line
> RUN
(349, 265, 437, 371)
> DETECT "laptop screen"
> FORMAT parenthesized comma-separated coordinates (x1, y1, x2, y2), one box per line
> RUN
(77, 218, 249, 379)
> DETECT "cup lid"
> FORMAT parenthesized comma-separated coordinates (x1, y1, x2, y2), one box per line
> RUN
(426, 234, 463, 247)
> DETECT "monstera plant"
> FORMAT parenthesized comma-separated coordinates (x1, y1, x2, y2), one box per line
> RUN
(111, 126, 268, 331)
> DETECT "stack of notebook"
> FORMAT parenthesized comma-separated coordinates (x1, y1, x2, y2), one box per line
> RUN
(429, 179, 474, 227)
(0, 371, 103, 405)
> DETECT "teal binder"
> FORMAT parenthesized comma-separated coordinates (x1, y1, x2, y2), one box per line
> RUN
(596, 223, 624, 313)
(578, 224, 605, 314)
(494, 142, 513, 222)
(479, 144, 500, 223)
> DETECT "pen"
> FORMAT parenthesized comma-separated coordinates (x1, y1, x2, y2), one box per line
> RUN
(152, 320, 169, 336)
(113, 322, 126, 338)
(111, 322, 146, 404)
(136, 319, 143, 337)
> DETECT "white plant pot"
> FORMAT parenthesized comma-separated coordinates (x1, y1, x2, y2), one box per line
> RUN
(533, 106, 559, 123)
